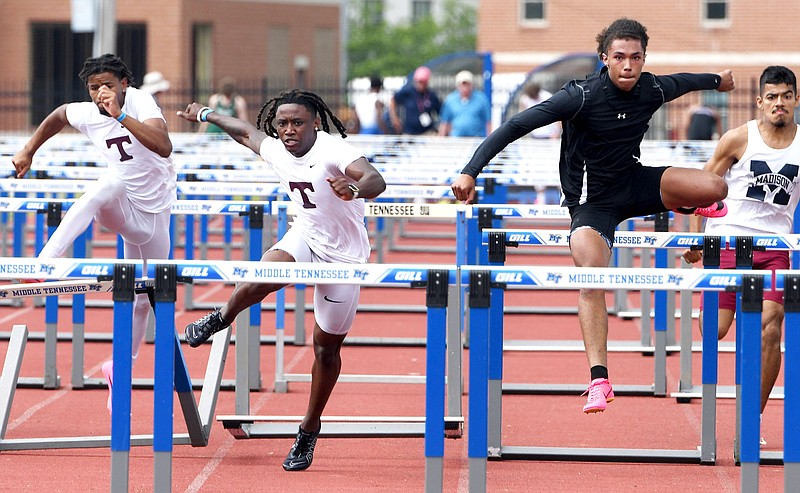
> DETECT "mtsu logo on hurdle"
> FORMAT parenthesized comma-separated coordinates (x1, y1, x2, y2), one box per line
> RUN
(614, 235, 658, 245)
(172, 202, 214, 212)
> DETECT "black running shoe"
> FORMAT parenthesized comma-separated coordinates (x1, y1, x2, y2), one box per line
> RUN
(282, 426, 320, 471)
(184, 308, 230, 348)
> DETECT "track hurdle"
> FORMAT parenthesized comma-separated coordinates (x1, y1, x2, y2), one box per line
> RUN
(467, 205, 580, 317)
(0, 184, 459, 346)
(260, 206, 466, 426)
(463, 265, 769, 491)
(0, 325, 27, 436)
(146, 259, 457, 493)
(0, 197, 263, 391)
(737, 272, 765, 492)
(0, 177, 459, 266)
(729, 268, 800, 491)
(173, 181, 464, 267)
(467, 205, 672, 317)
(481, 229, 708, 399)
(671, 234, 796, 415)
(722, 236, 798, 468)
(0, 259, 230, 493)
(471, 206, 693, 322)
(189, 200, 468, 409)
(216, 202, 470, 385)
(0, 193, 462, 395)
(0, 254, 121, 390)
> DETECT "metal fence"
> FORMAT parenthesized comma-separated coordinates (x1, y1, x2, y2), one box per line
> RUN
(0, 75, 766, 138)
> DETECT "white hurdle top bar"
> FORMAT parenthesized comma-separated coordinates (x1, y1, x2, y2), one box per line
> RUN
(141, 259, 770, 291)
(0, 178, 461, 200)
(482, 229, 800, 250)
(0, 197, 467, 219)
(460, 265, 771, 291)
(0, 196, 574, 220)
(0, 258, 144, 282)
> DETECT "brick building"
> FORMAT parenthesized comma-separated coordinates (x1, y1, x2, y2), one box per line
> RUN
(0, 0, 343, 132)
(478, 0, 800, 134)
(4, 1, 800, 136)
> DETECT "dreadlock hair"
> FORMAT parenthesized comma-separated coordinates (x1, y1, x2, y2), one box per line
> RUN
(595, 18, 649, 60)
(78, 53, 135, 87)
(255, 89, 349, 139)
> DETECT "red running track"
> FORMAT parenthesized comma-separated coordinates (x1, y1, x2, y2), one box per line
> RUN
(0, 218, 786, 492)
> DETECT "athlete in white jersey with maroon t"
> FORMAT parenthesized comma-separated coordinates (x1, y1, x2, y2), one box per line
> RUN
(683, 65, 800, 445)
(177, 89, 386, 472)
(11, 54, 176, 414)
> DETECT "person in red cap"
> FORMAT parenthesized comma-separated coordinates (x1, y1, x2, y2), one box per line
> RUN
(389, 66, 441, 135)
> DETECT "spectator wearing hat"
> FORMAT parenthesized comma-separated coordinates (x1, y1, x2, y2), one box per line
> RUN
(438, 70, 491, 137)
(389, 66, 441, 135)
(140, 71, 171, 105)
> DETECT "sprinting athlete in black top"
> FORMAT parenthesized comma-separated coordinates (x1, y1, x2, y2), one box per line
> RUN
(464, 69, 723, 207)
(451, 18, 735, 414)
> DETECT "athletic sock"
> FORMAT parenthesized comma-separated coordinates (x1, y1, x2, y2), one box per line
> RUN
(590, 365, 609, 381)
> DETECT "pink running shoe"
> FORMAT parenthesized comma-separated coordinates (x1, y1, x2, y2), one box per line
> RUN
(693, 201, 728, 218)
(101, 360, 113, 414)
(582, 378, 615, 413)
(674, 201, 728, 218)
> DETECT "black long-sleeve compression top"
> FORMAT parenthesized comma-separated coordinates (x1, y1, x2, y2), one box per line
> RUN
(461, 67, 721, 206)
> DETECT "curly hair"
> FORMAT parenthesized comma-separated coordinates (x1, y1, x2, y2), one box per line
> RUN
(595, 18, 649, 59)
(78, 53, 135, 86)
(255, 89, 348, 139)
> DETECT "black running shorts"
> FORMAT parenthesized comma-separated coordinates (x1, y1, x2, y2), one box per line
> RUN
(568, 165, 669, 246)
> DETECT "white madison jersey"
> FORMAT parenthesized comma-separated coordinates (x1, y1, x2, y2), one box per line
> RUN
(706, 119, 800, 235)
(66, 86, 176, 213)
(260, 131, 369, 263)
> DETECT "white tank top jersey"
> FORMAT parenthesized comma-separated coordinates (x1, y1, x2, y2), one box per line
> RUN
(259, 131, 370, 263)
(355, 92, 381, 129)
(66, 87, 177, 213)
(706, 119, 800, 236)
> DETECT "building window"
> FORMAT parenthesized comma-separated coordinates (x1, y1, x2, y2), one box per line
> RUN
(703, 0, 728, 20)
(412, 0, 432, 21)
(192, 24, 213, 101)
(701, 0, 729, 27)
(521, 0, 545, 22)
(700, 0, 730, 27)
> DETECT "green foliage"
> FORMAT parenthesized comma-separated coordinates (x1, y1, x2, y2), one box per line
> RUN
(347, 0, 477, 79)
